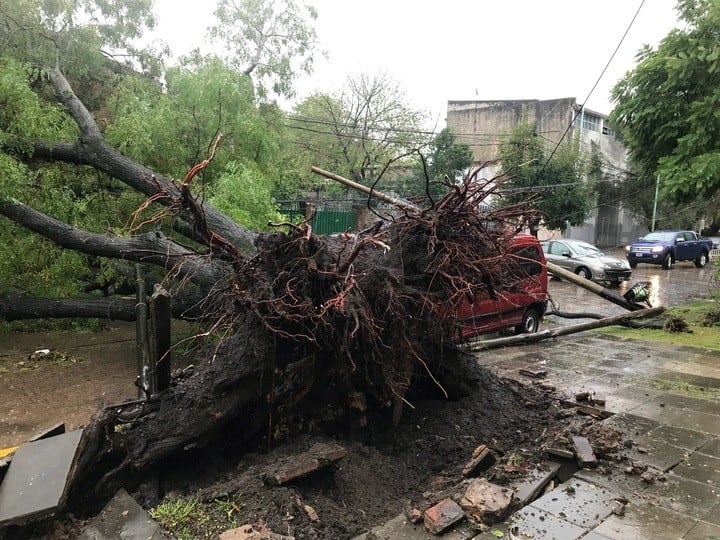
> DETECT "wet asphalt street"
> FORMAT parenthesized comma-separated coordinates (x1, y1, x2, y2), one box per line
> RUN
(547, 249, 717, 322)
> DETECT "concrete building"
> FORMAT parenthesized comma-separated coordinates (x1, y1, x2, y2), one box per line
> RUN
(445, 98, 645, 247)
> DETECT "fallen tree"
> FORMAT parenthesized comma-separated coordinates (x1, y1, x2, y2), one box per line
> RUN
(0, 67, 549, 512)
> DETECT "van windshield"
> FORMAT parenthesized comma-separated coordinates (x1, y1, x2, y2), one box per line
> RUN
(642, 232, 676, 242)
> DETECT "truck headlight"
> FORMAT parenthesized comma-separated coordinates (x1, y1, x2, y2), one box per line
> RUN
(625, 245, 631, 252)
(651, 246, 664, 253)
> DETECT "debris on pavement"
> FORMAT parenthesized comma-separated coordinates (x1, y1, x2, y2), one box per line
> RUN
(460, 478, 513, 523)
(461, 444, 496, 478)
(571, 435, 598, 468)
(423, 497, 465, 534)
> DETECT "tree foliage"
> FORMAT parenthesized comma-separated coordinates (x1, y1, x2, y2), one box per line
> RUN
(208, 0, 319, 99)
(610, 0, 720, 223)
(498, 122, 592, 233)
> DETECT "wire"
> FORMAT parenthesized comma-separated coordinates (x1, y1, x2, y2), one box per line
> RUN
(537, 0, 646, 179)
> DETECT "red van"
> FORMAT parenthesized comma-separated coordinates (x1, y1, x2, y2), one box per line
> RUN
(454, 234, 548, 341)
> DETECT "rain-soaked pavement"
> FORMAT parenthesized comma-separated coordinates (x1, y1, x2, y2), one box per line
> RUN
(357, 254, 720, 539)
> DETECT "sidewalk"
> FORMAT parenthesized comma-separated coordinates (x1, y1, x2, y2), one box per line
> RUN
(355, 332, 720, 539)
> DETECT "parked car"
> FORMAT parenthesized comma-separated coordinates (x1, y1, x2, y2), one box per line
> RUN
(625, 230, 713, 269)
(455, 234, 548, 340)
(541, 239, 632, 286)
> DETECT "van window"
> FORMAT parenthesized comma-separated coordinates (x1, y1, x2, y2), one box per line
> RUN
(510, 245, 543, 276)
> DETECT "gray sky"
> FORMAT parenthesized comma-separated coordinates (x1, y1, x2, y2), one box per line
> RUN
(154, 0, 680, 129)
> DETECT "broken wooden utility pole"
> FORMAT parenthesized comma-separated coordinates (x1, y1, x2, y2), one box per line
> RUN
(463, 306, 665, 351)
(546, 262, 645, 311)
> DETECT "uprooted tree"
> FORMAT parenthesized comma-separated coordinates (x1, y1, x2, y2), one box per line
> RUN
(1, 66, 544, 511)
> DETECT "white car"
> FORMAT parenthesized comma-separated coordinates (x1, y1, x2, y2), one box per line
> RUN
(541, 239, 632, 286)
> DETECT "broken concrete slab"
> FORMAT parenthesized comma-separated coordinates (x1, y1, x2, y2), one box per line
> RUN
(460, 478, 512, 523)
(529, 478, 616, 529)
(572, 435, 598, 467)
(0, 428, 82, 526)
(263, 442, 347, 486)
(509, 506, 587, 540)
(424, 497, 465, 534)
(220, 522, 295, 539)
(27, 422, 65, 442)
(350, 513, 475, 540)
(78, 488, 169, 539)
(510, 462, 561, 506)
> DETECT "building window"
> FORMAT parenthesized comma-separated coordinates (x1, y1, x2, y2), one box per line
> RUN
(579, 113, 600, 132)
(601, 121, 617, 137)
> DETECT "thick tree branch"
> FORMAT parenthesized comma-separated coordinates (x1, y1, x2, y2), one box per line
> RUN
(26, 68, 258, 253)
(0, 199, 228, 291)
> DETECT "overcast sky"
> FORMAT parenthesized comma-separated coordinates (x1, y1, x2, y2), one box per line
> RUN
(153, 0, 681, 129)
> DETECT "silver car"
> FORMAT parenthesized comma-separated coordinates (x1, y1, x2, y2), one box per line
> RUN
(541, 239, 632, 286)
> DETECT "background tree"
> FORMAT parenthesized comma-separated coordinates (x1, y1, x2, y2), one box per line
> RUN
(610, 0, 720, 230)
(398, 128, 473, 200)
(208, 0, 319, 99)
(287, 72, 428, 195)
(498, 122, 593, 234)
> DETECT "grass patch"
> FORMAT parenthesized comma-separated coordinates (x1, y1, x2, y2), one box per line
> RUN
(149, 495, 245, 539)
(597, 300, 720, 351)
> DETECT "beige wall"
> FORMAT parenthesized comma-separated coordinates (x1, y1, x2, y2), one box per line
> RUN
(446, 98, 577, 164)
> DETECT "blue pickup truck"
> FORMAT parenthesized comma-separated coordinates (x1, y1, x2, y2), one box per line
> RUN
(625, 230, 713, 269)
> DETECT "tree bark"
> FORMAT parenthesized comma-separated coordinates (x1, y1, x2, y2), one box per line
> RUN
(0, 290, 202, 321)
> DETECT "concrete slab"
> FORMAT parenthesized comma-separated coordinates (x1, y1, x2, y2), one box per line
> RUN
(626, 434, 689, 472)
(702, 503, 720, 526)
(645, 424, 712, 451)
(698, 438, 720, 458)
(682, 520, 720, 539)
(528, 478, 616, 529)
(644, 472, 720, 518)
(591, 502, 696, 539)
(602, 412, 659, 437)
(649, 393, 720, 416)
(628, 404, 720, 435)
(78, 488, 168, 539)
(509, 506, 587, 540)
(672, 452, 720, 487)
(511, 462, 561, 506)
(573, 468, 646, 499)
(0, 428, 82, 525)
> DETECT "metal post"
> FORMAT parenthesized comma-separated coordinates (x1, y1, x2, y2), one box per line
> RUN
(651, 173, 660, 231)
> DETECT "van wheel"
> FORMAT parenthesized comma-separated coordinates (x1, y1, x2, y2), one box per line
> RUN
(515, 308, 540, 335)
(695, 251, 708, 268)
(629, 261, 637, 269)
(576, 267, 592, 280)
(662, 253, 673, 269)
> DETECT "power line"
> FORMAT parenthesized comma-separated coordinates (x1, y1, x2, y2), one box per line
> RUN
(537, 0, 646, 178)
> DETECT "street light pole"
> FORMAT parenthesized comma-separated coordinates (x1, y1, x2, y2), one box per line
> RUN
(651, 173, 660, 231)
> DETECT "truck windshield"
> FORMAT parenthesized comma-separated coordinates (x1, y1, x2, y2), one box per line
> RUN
(642, 232, 676, 242)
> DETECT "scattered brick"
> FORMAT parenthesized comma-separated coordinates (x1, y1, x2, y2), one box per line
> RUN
(423, 498, 465, 534)
(461, 445, 496, 478)
(263, 443, 347, 486)
(575, 391, 590, 402)
(519, 367, 547, 378)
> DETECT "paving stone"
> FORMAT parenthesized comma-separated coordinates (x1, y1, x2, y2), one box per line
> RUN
(672, 452, 720, 487)
(578, 531, 613, 540)
(698, 438, 720, 458)
(682, 520, 720, 539)
(702, 503, 720, 526)
(644, 472, 720, 518)
(0, 428, 83, 525)
(511, 462, 561, 506)
(528, 478, 616, 529)
(652, 371, 720, 390)
(650, 393, 720, 416)
(602, 412, 660, 437)
(645, 424, 712, 451)
(626, 434, 689, 472)
(509, 505, 587, 540)
(591, 502, 696, 539)
(78, 488, 168, 539)
(630, 404, 720, 435)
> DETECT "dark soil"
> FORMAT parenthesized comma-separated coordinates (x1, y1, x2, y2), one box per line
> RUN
(20, 356, 585, 540)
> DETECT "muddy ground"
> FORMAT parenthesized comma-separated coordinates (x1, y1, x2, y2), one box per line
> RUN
(0, 320, 620, 539)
